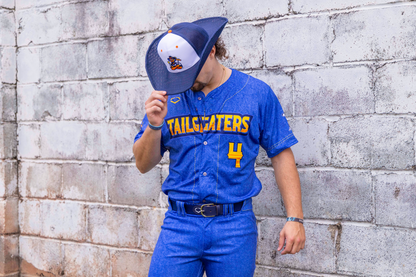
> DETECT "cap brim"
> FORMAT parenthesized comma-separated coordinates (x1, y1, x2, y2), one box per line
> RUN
(145, 17, 228, 95)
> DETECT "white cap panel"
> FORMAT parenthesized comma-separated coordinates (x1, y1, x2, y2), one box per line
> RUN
(157, 33, 200, 74)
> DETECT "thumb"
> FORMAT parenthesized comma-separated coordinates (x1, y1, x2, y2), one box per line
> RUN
(277, 231, 285, 251)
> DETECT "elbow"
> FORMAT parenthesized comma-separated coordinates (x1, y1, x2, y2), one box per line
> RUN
(135, 161, 149, 174)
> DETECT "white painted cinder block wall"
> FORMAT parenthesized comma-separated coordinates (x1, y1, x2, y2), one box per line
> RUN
(0, 0, 415, 276)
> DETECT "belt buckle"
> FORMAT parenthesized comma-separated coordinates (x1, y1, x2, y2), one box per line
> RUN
(200, 203, 215, 217)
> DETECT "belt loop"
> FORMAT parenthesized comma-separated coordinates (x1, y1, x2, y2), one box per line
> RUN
(223, 204, 228, 216)
(229, 204, 234, 216)
(180, 201, 186, 216)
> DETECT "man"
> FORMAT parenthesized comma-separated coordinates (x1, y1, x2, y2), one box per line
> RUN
(133, 17, 305, 277)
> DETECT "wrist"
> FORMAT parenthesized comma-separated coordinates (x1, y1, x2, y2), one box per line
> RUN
(148, 121, 164, 131)
(287, 217, 304, 224)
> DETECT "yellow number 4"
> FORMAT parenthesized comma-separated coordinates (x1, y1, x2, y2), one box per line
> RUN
(228, 142, 243, 168)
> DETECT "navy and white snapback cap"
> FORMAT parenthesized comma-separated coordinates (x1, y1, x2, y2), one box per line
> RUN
(145, 17, 228, 95)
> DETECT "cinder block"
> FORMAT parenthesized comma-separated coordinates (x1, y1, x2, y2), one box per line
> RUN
(62, 1, 109, 40)
(63, 243, 110, 276)
(221, 24, 264, 69)
(87, 36, 142, 79)
(0, 11, 15, 46)
(329, 116, 415, 169)
(16, 0, 88, 9)
(294, 66, 373, 116)
(255, 147, 272, 167)
(88, 205, 138, 247)
(111, 249, 152, 277)
(292, 0, 395, 13)
(109, 0, 163, 35)
(299, 169, 372, 221)
(0, 123, 16, 159)
(255, 266, 311, 277)
(109, 80, 152, 121)
(20, 236, 64, 276)
(0, 85, 16, 121)
(16, 7, 61, 46)
(40, 121, 87, 159)
(17, 47, 41, 83)
(290, 118, 330, 166)
(0, 47, 16, 83)
(0, 198, 18, 234)
(375, 61, 416, 114)
(374, 172, 416, 228)
(99, 122, 141, 162)
(41, 43, 87, 82)
(0, 0, 14, 9)
(253, 169, 285, 217)
(225, 0, 287, 23)
(165, 0, 223, 26)
(17, 83, 63, 121)
(19, 199, 41, 235)
(41, 200, 86, 240)
(338, 224, 416, 276)
(62, 163, 106, 202)
(17, 123, 41, 159)
(108, 165, 161, 207)
(62, 82, 107, 121)
(257, 218, 336, 273)
(249, 70, 293, 117)
(138, 209, 165, 251)
(161, 164, 169, 183)
(19, 162, 62, 198)
(331, 6, 416, 62)
(0, 235, 19, 275)
(0, 161, 17, 198)
(265, 16, 331, 67)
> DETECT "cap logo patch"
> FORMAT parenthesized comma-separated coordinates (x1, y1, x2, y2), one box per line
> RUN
(157, 33, 200, 74)
(167, 56, 183, 71)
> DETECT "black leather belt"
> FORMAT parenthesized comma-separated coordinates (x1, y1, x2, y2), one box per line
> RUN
(169, 200, 244, 217)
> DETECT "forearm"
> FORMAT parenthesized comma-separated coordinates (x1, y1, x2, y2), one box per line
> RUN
(271, 148, 303, 218)
(133, 127, 163, 173)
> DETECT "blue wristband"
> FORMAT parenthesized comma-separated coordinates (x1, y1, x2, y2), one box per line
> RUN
(148, 121, 164, 131)
(287, 217, 304, 224)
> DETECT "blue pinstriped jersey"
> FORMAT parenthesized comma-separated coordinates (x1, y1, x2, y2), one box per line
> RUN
(134, 69, 298, 204)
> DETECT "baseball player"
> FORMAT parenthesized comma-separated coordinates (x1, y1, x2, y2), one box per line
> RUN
(133, 17, 305, 277)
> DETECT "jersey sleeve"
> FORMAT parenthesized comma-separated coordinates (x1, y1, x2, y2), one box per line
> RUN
(259, 86, 298, 158)
(133, 114, 168, 157)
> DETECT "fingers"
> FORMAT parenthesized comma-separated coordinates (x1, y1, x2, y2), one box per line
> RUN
(280, 236, 294, 255)
(145, 91, 168, 126)
(279, 223, 306, 255)
(145, 99, 165, 112)
(277, 231, 285, 251)
(145, 90, 167, 105)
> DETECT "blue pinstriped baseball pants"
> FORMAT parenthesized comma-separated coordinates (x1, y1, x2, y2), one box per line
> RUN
(148, 198, 257, 277)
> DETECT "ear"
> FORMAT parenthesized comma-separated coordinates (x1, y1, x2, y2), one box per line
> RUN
(209, 45, 216, 58)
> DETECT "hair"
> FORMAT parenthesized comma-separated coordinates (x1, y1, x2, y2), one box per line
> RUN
(214, 37, 229, 61)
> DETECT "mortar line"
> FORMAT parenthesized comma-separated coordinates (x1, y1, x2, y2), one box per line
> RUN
(19, 234, 154, 254)
(14, 57, 415, 88)
(256, 166, 416, 173)
(14, 113, 416, 125)
(263, 1, 416, 23)
(16, 76, 150, 86)
(11, 2, 22, 274)
(256, 264, 351, 277)
(16, 158, 413, 172)
(17, 119, 143, 124)
(20, 196, 169, 211)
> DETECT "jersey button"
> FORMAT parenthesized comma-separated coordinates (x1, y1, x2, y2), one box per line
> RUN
(203, 141, 208, 145)
(203, 172, 207, 176)
(198, 97, 202, 100)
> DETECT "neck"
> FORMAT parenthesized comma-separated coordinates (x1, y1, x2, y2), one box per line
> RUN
(201, 61, 227, 96)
